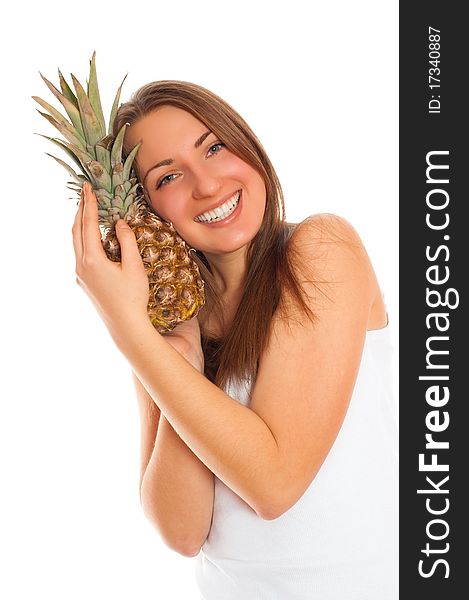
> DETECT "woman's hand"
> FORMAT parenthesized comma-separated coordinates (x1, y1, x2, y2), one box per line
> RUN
(72, 182, 150, 337)
(161, 317, 205, 373)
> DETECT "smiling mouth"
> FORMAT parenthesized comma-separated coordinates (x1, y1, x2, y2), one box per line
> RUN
(194, 190, 241, 223)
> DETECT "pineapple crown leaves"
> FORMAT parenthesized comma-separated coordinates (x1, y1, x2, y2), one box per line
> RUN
(35, 74, 86, 143)
(86, 52, 106, 138)
(33, 52, 142, 219)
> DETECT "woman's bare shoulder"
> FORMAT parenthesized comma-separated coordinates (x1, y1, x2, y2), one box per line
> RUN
(287, 213, 372, 283)
(286, 213, 386, 328)
(288, 213, 365, 246)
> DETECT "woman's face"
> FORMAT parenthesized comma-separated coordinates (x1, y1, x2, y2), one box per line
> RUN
(126, 106, 267, 255)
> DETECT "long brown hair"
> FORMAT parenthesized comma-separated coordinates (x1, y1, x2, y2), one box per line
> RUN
(114, 81, 315, 390)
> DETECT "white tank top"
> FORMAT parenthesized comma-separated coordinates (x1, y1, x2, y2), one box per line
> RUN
(195, 324, 398, 599)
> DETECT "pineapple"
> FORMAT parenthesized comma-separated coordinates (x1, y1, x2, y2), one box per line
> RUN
(33, 52, 205, 333)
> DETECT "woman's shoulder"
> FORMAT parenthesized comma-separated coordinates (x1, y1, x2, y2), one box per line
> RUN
(285, 213, 371, 273)
(287, 213, 364, 246)
(285, 213, 385, 325)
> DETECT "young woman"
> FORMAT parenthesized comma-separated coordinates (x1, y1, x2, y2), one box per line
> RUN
(72, 81, 398, 599)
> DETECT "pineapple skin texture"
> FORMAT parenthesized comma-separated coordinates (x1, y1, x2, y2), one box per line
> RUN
(102, 203, 205, 334)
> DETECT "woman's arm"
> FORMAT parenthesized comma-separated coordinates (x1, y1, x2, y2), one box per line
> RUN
(133, 370, 161, 495)
(74, 186, 379, 520)
(132, 331, 214, 558)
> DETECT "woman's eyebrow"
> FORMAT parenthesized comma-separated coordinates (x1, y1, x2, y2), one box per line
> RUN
(142, 130, 212, 185)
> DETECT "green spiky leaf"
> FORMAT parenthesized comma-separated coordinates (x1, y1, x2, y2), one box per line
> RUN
(36, 110, 85, 149)
(112, 163, 125, 188)
(35, 133, 87, 175)
(45, 153, 81, 180)
(122, 143, 141, 181)
(87, 160, 112, 192)
(64, 142, 95, 167)
(95, 143, 111, 173)
(108, 74, 127, 136)
(87, 51, 106, 137)
(110, 122, 128, 167)
(113, 195, 125, 210)
(95, 188, 113, 202)
(71, 73, 105, 146)
(32, 96, 74, 134)
(58, 68, 79, 109)
(123, 193, 137, 211)
(39, 73, 86, 142)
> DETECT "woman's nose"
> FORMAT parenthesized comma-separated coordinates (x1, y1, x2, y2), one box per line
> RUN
(190, 164, 222, 200)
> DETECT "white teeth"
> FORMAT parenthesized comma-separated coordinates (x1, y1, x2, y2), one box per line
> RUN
(195, 191, 240, 223)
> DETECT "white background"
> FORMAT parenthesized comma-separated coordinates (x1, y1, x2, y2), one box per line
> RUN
(1, 1, 398, 598)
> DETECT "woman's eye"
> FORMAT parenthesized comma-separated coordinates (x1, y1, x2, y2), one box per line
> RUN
(156, 173, 177, 189)
(154, 144, 224, 190)
(207, 142, 225, 156)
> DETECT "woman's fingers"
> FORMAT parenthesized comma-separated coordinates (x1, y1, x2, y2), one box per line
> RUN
(82, 182, 107, 260)
(73, 182, 107, 278)
(73, 183, 145, 290)
(114, 220, 142, 270)
(72, 187, 85, 268)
